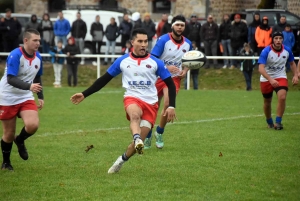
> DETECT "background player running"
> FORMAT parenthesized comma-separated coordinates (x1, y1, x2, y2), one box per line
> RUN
(144, 15, 192, 149)
(258, 31, 298, 130)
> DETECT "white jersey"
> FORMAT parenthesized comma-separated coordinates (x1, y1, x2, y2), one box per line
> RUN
(0, 47, 43, 105)
(258, 45, 294, 82)
(107, 53, 171, 104)
(151, 33, 192, 77)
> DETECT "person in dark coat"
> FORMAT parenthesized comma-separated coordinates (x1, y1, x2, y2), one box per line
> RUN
(219, 14, 232, 68)
(90, 15, 104, 56)
(248, 12, 260, 54)
(141, 13, 156, 51)
(0, 8, 22, 52)
(103, 17, 120, 65)
(240, 43, 255, 91)
(229, 14, 248, 69)
(38, 13, 54, 61)
(71, 12, 87, 65)
(119, 14, 132, 49)
(188, 14, 201, 50)
(25, 14, 39, 30)
(63, 37, 80, 87)
(200, 15, 219, 69)
(272, 15, 287, 33)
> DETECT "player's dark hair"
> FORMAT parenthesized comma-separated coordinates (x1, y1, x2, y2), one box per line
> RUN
(171, 15, 186, 24)
(23, 28, 40, 39)
(131, 28, 148, 40)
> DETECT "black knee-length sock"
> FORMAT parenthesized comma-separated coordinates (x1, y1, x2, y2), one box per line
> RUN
(1, 139, 13, 163)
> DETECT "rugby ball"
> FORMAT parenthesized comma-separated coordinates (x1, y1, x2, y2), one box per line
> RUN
(181, 50, 207, 69)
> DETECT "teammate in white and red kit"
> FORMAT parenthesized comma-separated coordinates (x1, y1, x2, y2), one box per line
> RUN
(70, 28, 177, 174)
(258, 31, 298, 130)
(144, 15, 192, 149)
(0, 28, 44, 171)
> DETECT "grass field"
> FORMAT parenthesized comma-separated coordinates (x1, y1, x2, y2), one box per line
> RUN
(0, 86, 299, 201)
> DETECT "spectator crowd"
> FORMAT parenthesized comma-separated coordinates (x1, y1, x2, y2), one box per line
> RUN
(0, 8, 299, 89)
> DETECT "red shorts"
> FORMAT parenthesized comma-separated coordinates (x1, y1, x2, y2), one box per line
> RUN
(0, 100, 37, 120)
(260, 78, 288, 94)
(156, 77, 181, 97)
(124, 97, 159, 127)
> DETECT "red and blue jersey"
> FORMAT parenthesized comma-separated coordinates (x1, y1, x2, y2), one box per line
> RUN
(258, 45, 294, 82)
(107, 52, 171, 104)
(0, 47, 43, 105)
(151, 33, 192, 77)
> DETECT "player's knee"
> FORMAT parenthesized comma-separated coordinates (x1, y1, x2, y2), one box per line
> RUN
(264, 98, 272, 104)
(25, 122, 39, 134)
(130, 113, 141, 122)
(278, 93, 286, 101)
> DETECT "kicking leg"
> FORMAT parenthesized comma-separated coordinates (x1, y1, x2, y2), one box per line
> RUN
(1, 117, 16, 171)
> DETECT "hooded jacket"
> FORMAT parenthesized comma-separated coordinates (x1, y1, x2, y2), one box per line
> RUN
(25, 14, 39, 30)
(255, 18, 272, 48)
(283, 30, 295, 49)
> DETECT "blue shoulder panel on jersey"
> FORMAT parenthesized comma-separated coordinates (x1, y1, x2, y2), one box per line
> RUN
(6, 48, 22, 76)
(258, 46, 271, 65)
(107, 54, 129, 77)
(185, 38, 193, 51)
(36, 52, 43, 76)
(150, 55, 171, 80)
(151, 34, 170, 57)
(284, 46, 294, 63)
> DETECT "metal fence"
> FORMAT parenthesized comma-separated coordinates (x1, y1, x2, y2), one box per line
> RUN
(0, 53, 299, 90)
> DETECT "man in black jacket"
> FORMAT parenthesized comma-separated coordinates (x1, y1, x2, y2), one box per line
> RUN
(141, 13, 156, 51)
(219, 14, 232, 69)
(188, 14, 201, 50)
(0, 8, 22, 52)
(119, 14, 132, 50)
(200, 15, 219, 69)
(272, 15, 286, 33)
(71, 12, 87, 65)
(90, 15, 104, 56)
(230, 14, 248, 69)
(103, 17, 120, 65)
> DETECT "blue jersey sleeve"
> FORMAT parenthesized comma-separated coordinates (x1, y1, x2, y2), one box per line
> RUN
(185, 38, 193, 51)
(107, 54, 127, 77)
(154, 57, 171, 80)
(36, 52, 43, 76)
(6, 49, 21, 76)
(151, 35, 168, 57)
(285, 46, 294, 63)
(258, 47, 270, 65)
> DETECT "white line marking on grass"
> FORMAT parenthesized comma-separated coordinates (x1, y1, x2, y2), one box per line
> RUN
(37, 112, 300, 137)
